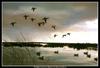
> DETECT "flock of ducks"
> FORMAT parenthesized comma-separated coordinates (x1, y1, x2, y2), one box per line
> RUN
(9, 7, 71, 38)
(36, 52, 44, 60)
(8, 7, 98, 63)
(10, 7, 53, 29)
(36, 50, 98, 62)
(54, 33, 70, 38)
(36, 50, 59, 60)
(74, 51, 98, 62)
(10, 8, 49, 28)
(36, 51, 45, 60)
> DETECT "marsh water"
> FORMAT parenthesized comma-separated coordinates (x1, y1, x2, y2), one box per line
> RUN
(2, 43, 98, 66)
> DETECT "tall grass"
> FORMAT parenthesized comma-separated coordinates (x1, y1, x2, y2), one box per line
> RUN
(3, 30, 36, 65)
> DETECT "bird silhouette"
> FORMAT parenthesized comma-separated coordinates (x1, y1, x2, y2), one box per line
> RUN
(24, 15, 29, 20)
(42, 17, 48, 23)
(38, 56, 44, 60)
(37, 22, 42, 27)
(54, 34, 57, 38)
(74, 54, 79, 57)
(87, 54, 91, 58)
(84, 52, 88, 55)
(54, 51, 58, 54)
(52, 25, 56, 30)
(31, 18, 35, 22)
(62, 34, 66, 38)
(36, 52, 41, 56)
(10, 22, 16, 27)
(94, 58, 98, 61)
(67, 33, 70, 35)
(31, 7, 36, 12)
(41, 22, 45, 26)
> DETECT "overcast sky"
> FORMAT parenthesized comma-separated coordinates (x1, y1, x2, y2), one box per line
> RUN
(2, 2, 98, 43)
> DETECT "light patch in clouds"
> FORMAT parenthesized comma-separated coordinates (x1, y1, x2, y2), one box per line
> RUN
(85, 19, 98, 30)
(67, 19, 98, 32)
(34, 32, 98, 43)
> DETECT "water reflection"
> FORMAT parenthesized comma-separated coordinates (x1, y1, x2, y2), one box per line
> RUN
(2, 42, 98, 66)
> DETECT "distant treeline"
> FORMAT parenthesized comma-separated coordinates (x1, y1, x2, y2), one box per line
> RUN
(2, 42, 97, 50)
(44, 43, 97, 50)
(2, 42, 42, 47)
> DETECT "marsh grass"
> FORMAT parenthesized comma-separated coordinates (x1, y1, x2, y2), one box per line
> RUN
(3, 32, 34, 65)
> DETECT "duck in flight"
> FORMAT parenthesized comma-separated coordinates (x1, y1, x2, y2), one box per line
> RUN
(37, 22, 43, 27)
(67, 33, 70, 35)
(62, 34, 66, 38)
(52, 25, 56, 30)
(42, 17, 49, 23)
(31, 18, 35, 22)
(31, 7, 36, 12)
(94, 57, 98, 61)
(37, 22, 45, 26)
(24, 15, 29, 20)
(10, 22, 16, 27)
(54, 34, 57, 38)
(40, 22, 45, 26)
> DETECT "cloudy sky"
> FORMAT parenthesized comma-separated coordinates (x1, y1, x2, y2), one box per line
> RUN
(2, 2, 98, 43)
